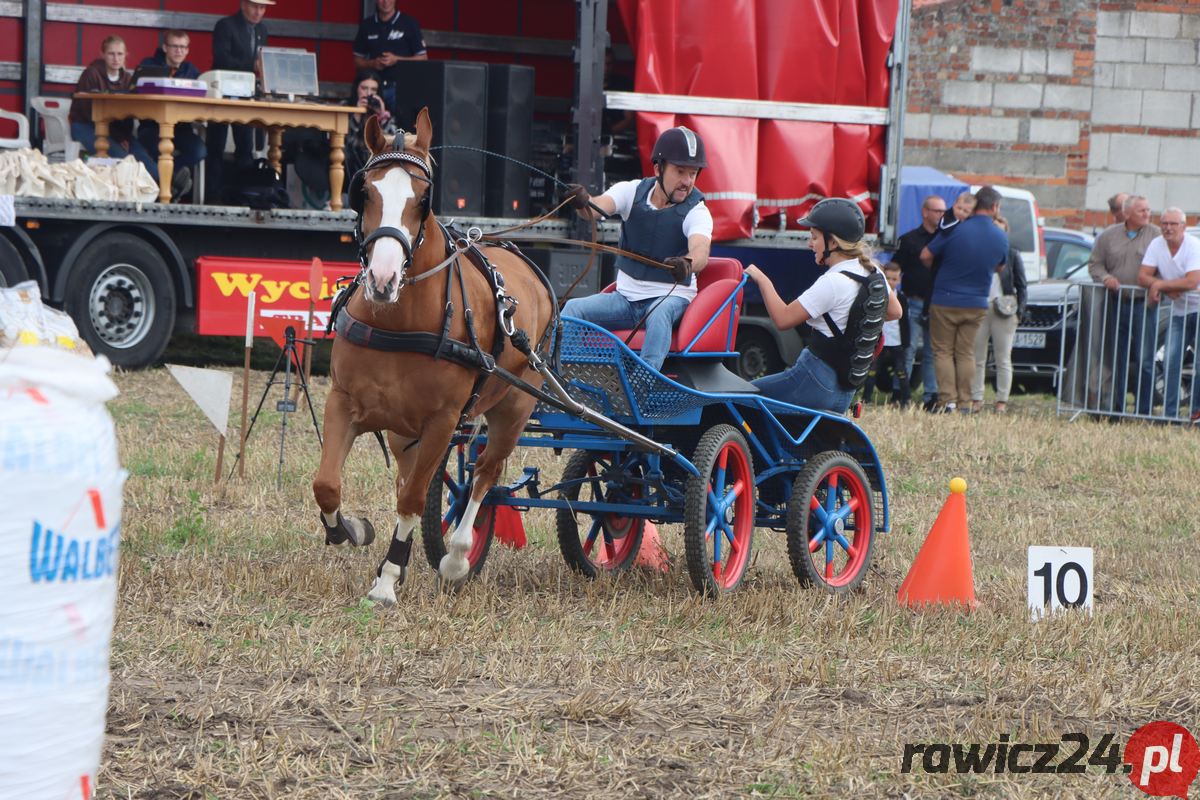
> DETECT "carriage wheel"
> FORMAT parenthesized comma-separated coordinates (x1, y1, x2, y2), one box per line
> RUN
(421, 445, 495, 576)
(556, 450, 646, 578)
(786, 451, 875, 593)
(683, 425, 756, 596)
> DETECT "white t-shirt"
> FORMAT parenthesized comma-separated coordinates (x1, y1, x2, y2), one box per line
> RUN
(1142, 234, 1200, 316)
(602, 179, 714, 302)
(881, 317, 902, 347)
(798, 261, 893, 338)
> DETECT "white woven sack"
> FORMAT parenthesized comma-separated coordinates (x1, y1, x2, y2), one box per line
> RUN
(0, 282, 123, 800)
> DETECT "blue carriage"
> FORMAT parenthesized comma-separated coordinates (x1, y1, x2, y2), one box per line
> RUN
(422, 258, 891, 595)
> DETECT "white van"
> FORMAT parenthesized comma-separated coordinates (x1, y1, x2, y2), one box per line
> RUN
(970, 184, 1046, 282)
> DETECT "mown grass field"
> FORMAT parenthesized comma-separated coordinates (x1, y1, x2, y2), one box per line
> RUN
(101, 365, 1200, 799)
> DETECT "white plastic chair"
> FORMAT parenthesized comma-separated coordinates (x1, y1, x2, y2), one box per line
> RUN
(31, 97, 81, 162)
(0, 108, 31, 150)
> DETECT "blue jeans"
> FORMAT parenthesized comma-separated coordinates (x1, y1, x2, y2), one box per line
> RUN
(562, 291, 690, 371)
(70, 121, 159, 183)
(905, 296, 937, 402)
(751, 348, 856, 414)
(1098, 296, 1152, 414)
(1162, 312, 1199, 419)
(137, 120, 207, 169)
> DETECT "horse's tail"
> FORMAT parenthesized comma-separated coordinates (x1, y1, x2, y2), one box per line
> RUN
(463, 415, 485, 453)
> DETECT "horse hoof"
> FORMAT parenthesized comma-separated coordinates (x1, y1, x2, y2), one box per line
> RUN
(324, 513, 375, 547)
(367, 575, 397, 606)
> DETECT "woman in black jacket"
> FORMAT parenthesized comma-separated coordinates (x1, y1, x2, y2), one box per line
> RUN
(970, 215, 1028, 413)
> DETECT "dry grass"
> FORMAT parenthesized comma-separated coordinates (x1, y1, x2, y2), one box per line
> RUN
(100, 367, 1200, 799)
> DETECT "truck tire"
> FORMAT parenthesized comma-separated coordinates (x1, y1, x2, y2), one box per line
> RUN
(0, 235, 28, 287)
(734, 328, 783, 381)
(65, 233, 176, 369)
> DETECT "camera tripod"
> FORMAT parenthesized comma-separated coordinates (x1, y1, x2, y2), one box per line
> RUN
(231, 325, 322, 489)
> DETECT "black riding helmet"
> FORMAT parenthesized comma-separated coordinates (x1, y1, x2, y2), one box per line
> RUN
(797, 198, 866, 264)
(797, 198, 865, 243)
(651, 126, 706, 204)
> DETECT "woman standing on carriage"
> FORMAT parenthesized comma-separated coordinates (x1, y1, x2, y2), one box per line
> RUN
(745, 198, 903, 414)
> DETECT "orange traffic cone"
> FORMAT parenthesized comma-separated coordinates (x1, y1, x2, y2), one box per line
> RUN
(634, 522, 671, 573)
(897, 477, 977, 610)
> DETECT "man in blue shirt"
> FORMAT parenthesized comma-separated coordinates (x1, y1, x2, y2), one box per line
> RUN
(353, 1, 427, 115)
(920, 186, 1009, 411)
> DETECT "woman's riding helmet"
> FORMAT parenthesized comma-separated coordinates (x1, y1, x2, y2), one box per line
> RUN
(797, 198, 866, 243)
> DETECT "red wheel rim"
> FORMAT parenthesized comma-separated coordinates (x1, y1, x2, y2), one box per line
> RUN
(805, 466, 871, 588)
(706, 440, 753, 589)
(580, 462, 641, 569)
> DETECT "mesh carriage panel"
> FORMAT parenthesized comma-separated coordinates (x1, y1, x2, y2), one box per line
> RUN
(554, 320, 713, 421)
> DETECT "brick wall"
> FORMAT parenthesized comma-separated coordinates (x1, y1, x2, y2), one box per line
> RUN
(905, 0, 1200, 229)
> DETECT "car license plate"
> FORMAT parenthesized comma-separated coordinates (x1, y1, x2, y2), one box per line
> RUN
(1014, 332, 1046, 349)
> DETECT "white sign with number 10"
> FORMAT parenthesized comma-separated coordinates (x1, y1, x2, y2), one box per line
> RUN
(1028, 546, 1094, 621)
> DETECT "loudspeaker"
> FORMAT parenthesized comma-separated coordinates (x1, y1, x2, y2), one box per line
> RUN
(485, 64, 534, 218)
(389, 61, 487, 217)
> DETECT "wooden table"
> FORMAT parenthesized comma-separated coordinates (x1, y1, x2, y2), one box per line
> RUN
(77, 93, 363, 209)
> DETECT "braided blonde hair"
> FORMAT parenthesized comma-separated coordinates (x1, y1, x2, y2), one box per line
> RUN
(827, 234, 879, 272)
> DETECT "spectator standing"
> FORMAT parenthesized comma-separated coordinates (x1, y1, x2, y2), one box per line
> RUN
(136, 30, 207, 199)
(1085, 194, 1159, 414)
(863, 261, 911, 407)
(353, 1, 427, 115)
(970, 215, 1027, 414)
(920, 186, 1008, 412)
(69, 36, 160, 183)
(892, 194, 945, 408)
(206, 0, 272, 204)
(1138, 208, 1200, 420)
(1108, 192, 1130, 225)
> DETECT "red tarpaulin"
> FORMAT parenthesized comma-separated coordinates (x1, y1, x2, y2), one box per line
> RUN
(617, 0, 899, 238)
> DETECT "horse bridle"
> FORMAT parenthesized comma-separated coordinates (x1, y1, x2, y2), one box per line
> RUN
(351, 149, 434, 280)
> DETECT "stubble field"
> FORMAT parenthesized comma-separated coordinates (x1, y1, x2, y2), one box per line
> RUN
(100, 366, 1200, 799)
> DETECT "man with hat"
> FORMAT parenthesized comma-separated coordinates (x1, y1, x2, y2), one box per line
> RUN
(562, 126, 713, 371)
(206, 0, 273, 204)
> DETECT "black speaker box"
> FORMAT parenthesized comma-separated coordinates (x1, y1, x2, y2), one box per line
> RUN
(389, 61, 487, 217)
(485, 64, 534, 218)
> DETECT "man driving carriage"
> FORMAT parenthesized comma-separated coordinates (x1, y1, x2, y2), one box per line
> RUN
(561, 126, 713, 371)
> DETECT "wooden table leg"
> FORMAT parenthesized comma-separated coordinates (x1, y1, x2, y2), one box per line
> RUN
(94, 119, 110, 157)
(268, 126, 283, 175)
(157, 123, 176, 204)
(329, 132, 345, 212)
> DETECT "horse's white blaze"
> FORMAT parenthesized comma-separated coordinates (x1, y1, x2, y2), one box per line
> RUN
(439, 497, 481, 583)
(366, 512, 419, 605)
(366, 168, 417, 299)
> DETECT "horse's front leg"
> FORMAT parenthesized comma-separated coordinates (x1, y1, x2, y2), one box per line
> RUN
(313, 388, 375, 547)
(367, 420, 456, 604)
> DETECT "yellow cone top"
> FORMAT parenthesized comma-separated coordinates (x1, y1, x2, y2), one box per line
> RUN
(949, 477, 967, 495)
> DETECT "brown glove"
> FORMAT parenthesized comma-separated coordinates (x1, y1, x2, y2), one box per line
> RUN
(664, 256, 692, 285)
(564, 183, 591, 211)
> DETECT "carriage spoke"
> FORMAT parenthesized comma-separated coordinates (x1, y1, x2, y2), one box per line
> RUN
(582, 518, 603, 557)
(825, 539, 835, 580)
(808, 494, 830, 526)
(824, 475, 839, 516)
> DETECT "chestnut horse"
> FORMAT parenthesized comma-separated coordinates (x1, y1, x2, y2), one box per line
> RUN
(313, 109, 555, 602)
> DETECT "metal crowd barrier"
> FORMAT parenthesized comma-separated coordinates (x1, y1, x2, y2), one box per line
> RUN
(1057, 282, 1199, 424)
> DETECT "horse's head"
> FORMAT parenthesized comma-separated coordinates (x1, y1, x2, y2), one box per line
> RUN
(352, 107, 435, 303)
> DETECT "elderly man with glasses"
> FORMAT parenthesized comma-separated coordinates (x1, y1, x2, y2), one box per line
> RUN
(1139, 208, 1200, 420)
(136, 30, 207, 199)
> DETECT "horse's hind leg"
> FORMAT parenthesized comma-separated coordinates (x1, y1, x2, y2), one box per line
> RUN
(313, 388, 375, 547)
(439, 392, 538, 585)
(368, 419, 456, 604)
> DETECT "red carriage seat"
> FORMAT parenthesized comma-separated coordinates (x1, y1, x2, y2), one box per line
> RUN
(603, 257, 744, 355)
